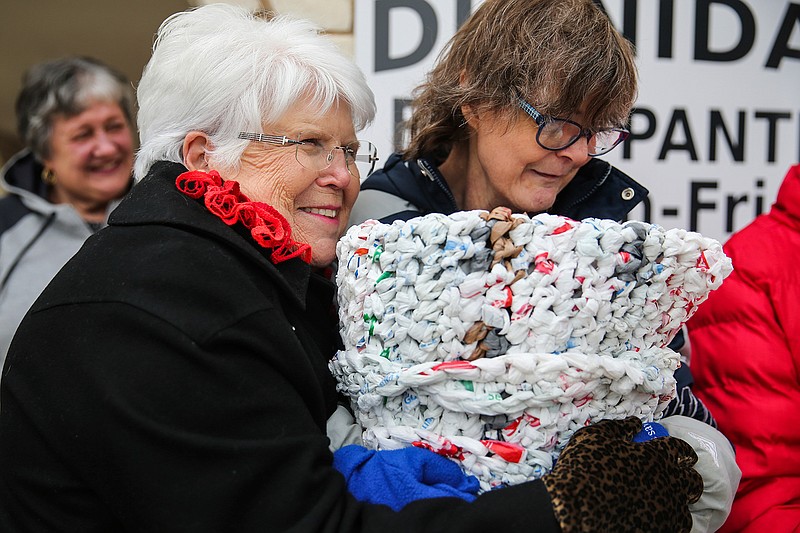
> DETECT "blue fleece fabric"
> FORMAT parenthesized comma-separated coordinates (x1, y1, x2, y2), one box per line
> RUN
(333, 445, 480, 511)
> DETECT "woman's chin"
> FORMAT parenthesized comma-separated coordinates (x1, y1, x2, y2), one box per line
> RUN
(309, 251, 336, 268)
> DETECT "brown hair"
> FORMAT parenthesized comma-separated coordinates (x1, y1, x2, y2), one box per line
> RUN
(402, 0, 638, 161)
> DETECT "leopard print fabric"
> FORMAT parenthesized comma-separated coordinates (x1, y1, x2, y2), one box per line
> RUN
(542, 417, 703, 533)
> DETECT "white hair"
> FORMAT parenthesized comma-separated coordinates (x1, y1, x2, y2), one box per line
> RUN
(134, 4, 376, 180)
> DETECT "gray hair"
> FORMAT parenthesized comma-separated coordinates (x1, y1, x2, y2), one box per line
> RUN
(15, 56, 135, 162)
(134, 4, 376, 180)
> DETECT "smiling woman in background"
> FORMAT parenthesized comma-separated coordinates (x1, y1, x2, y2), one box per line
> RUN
(0, 56, 135, 364)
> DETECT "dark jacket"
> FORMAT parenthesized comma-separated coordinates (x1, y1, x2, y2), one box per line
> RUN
(0, 161, 559, 532)
(350, 153, 649, 225)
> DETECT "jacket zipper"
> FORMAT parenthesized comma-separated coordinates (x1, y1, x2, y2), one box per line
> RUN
(417, 158, 459, 212)
(0, 212, 56, 292)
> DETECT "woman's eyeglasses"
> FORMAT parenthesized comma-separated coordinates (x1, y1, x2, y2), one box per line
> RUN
(238, 132, 379, 178)
(517, 98, 629, 157)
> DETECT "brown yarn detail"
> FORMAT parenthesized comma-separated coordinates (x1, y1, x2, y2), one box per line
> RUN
(463, 207, 529, 360)
(480, 207, 525, 269)
(464, 321, 490, 344)
(464, 321, 491, 361)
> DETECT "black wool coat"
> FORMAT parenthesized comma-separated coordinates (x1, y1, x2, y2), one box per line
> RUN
(0, 161, 559, 532)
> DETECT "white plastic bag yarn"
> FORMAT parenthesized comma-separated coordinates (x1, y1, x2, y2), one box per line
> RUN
(330, 208, 732, 492)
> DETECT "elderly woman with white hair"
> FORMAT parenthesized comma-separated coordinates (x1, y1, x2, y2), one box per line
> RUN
(0, 5, 704, 532)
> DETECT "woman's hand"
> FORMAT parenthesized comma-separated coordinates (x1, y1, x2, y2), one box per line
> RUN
(333, 444, 480, 511)
(542, 417, 703, 533)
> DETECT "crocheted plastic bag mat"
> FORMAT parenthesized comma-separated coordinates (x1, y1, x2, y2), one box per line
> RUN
(331, 208, 732, 492)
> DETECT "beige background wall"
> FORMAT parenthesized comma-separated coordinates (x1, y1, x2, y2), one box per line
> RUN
(0, 0, 355, 167)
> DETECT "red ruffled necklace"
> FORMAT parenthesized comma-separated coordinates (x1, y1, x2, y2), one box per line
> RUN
(175, 169, 312, 264)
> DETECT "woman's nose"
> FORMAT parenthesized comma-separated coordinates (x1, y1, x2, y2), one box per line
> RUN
(318, 148, 353, 188)
(555, 135, 592, 162)
(93, 132, 120, 157)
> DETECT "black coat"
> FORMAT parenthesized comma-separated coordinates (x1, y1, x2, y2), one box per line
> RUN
(0, 161, 559, 532)
(356, 153, 649, 224)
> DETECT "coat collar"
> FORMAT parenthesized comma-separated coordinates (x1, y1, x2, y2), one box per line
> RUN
(109, 161, 312, 309)
(362, 153, 648, 223)
(0, 150, 48, 200)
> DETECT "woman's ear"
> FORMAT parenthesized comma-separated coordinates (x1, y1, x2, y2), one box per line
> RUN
(458, 70, 476, 127)
(182, 131, 212, 171)
(460, 103, 477, 128)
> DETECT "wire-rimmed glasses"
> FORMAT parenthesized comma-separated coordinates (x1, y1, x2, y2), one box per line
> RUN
(238, 132, 379, 178)
(517, 98, 629, 157)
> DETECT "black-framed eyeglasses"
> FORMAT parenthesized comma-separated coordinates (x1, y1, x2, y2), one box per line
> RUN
(517, 98, 629, 157)
(238, 132, 379, 179)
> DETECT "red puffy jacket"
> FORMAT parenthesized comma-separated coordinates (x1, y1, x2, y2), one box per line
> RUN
(687, 164, 800, 532)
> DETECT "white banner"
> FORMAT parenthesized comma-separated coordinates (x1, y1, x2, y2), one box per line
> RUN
(354, 0, 800, 242)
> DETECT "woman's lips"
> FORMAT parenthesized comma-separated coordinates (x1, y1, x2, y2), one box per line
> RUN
(88, 159, 126, 174)
(301, 207, 339, 219)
